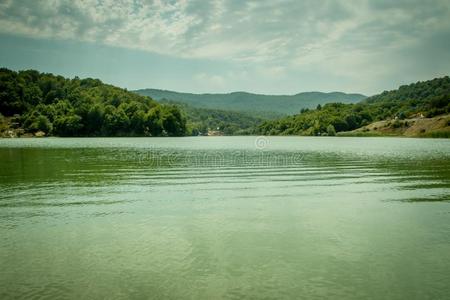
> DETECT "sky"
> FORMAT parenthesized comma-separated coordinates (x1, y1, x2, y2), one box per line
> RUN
(0, 0, 449, 96)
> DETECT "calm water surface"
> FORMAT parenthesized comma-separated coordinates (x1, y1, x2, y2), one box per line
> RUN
(0, 137, 449, 299)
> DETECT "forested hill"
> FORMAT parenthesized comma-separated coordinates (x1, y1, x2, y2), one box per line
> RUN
(0, 68, 187, 137)
(361, 77, 450, 118)
(134, 89, 366, 115)
(160, 100, 266, 136)
(257, 76, 450, 136)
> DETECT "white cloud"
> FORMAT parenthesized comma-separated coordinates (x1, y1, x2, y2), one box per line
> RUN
(194, 72, 225, 90)
(1, 0, 447, 61)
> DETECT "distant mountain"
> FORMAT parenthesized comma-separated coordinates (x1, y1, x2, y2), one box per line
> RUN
(134, 89, 367, 115)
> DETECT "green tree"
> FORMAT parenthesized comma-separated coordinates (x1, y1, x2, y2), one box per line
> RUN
(24, 114, 52, 133)
(53, 115, 82, 136)
(145, 106, 164, 136)
(327, 124, 336, 136)
(161, 105, 187, 136)
(86, 104, 104, 135)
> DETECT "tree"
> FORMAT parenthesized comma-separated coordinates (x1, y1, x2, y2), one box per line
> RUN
(327, 124, 336, 136)
(86, 104, 104, 135)
(130, 110, 146, 134)
(24, 114, 52, 133)
(53, 115, 82, 136)
(145, 106, 164, 136)
(103, 107, 129, 135)
(161, 105, 187, 136)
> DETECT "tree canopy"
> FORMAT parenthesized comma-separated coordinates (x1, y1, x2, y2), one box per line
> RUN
(0, 68, 187, 136)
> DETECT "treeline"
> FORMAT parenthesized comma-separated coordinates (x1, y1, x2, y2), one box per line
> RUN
(0, 68, 187, 136)
(257, 76, 450, 136)
(160, 100, 264, 135)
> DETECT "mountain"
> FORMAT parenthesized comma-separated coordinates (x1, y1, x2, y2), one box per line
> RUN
(134, 89, 367, 115)
(256, 76, 450, 137)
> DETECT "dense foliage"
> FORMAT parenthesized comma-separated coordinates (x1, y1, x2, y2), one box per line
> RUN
(0, 68, 187, 136)
(160, 100, 264, 135)
(362, 77, 450, 118)
(257, 77, 450, 136)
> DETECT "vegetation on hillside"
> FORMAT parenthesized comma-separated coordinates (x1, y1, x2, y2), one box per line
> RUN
(135, 88, 366, 115)
(1, 67, 448, 138)
(0, 68, 187, 137)
(160, 100, 264, 135)
(257, 77, 450, 136)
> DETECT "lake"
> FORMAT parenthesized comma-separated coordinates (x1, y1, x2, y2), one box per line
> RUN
(0, 136, 449, 299)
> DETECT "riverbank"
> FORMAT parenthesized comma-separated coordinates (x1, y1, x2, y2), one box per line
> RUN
(338, 114, 450, 138)
(3, 114, 450, 139)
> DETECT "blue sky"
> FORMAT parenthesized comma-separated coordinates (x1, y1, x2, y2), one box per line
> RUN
(0, 0, 449, 96)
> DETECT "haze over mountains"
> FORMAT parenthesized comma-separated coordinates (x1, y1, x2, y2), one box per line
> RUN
(134, 89, 367, 115)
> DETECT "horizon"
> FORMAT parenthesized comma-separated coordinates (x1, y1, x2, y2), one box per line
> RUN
(4, 65, 449, 98)
(134, 87, 369, 97)
(3, 64, 373, 96)
(0, 1, 449, 96)
(1, 64, 371, 96)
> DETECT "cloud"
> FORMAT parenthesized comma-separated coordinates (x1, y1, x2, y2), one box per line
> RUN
(194, 72, 225, 89)
(1, 0, 448, 60)
(0, 0, 449, 94)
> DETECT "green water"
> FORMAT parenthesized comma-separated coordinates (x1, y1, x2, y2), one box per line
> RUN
(0, 137, 449, 299)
